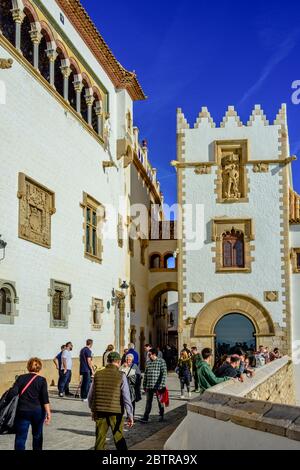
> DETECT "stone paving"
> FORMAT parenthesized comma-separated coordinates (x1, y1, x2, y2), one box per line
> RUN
(0, 373, 190, 450)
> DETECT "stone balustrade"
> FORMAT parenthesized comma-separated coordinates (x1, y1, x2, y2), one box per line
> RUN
(165, 357, 300, 449)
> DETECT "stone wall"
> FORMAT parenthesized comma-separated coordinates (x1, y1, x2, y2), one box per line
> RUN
(245, 360, 295, 404)
(165, 357, 300, 449)
(0, 356, 103, 396)
(210, 357, 296, 405)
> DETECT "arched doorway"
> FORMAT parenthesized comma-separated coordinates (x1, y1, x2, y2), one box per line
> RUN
(148, 282, 178, 368)
(214, 313, 256, 358)
(193, 294, 276, 355)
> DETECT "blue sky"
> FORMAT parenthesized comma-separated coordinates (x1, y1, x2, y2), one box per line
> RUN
(81, 0, 300, 206)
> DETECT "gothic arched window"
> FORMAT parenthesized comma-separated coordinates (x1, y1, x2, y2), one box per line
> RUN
(222, 229, 245, 268)
(54, 50, 64, 98)
(69, 67, 77, 111)
(80, 81, 89, 123)
(38, 35, 49, 82)
(0, 0, 15, 45)
(150, 254, 161, 269)
(20, 15, 33, 65)
(0, 286, 12, 316)
(164, 253, 176, 269)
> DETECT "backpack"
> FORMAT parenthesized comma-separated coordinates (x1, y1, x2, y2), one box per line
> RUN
(0, 374, 39, 435)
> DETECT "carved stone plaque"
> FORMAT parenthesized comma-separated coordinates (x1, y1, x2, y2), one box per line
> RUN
(18, 173, 55, 248)
(190, 292, 204, 303)
(264, 291, 279, 302)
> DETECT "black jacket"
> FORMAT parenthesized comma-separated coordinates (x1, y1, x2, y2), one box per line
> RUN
(215, 363, 238, 379)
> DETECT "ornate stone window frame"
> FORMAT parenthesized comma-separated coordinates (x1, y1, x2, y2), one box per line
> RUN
(0, 279, 19, 325)
(214, 140, 249, 204)
(212, 218, 255, 273)
(18, 173, 56, 249)
(48, 279, 72, 328)
(81, 192, 105, 264)
(91, 297, 104, 330)
(291, 248, 300, 273)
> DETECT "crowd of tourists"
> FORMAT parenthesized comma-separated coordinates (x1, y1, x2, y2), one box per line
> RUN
(0, 339, 282, 451)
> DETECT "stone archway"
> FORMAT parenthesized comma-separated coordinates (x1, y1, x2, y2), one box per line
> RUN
(149, 282, 178, 350)
(192, 294, 275, 352)
(149, 282, 178, 312)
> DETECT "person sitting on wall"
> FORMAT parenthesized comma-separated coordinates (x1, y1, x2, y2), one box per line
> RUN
(215, 355, 241, 379)
(269, 348, 282, 362)
(197, 348, 231, 393)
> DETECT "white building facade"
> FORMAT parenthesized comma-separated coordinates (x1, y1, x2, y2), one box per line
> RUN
(175, 104, 299, 374)
(0, 0, 166, 392)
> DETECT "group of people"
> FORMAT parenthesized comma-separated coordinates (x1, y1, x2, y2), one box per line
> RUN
(3, 340, 282, 451)
(4, 340, 168, 451)
(176, 344, 282, 396)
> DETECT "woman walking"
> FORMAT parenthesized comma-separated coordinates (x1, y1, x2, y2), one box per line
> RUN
(7, 357, 51, 450)
(177, 351, 192, 399)
(120, 353, 141, 416)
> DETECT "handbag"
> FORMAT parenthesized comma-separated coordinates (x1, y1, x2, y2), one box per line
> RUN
(0, 374, 39, 435)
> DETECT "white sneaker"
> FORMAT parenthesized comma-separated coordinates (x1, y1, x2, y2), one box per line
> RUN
(82, 398, 88, 402)
(188, 392, 192, 398)
(180, 394, 185, 399)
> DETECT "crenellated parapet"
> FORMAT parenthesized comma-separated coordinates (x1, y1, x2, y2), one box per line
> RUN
(177, 104, 288, 131)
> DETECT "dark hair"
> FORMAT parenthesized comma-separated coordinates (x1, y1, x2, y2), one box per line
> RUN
(61, 344, 66, 350)
(201, 348, 212, 360)
(191, 346, 197, 351)
(144, 344, 151, 348)
(230, 356, 240, 364)
(149, 348, 158, 356)
(66, 342, 72, 348)
(86, 339, 93, 346)
(274, 348, 279, 353)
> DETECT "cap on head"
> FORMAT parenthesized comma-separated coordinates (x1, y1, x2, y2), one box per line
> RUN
(107, 351, 121, 363)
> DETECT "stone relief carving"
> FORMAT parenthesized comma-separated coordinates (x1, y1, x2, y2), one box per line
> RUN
(253, 163, 269, 173)
(18, 174, 55, 248)
(190, 292, 204, 303)
(222, 153, 241, 200)
(194, 166, 211, 175)
(92, 298, 104, 329)
(0, 58, 13, 69)
(264, 291, 279, 302)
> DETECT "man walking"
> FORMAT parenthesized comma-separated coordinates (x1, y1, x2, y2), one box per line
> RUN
(140, 348, 167, 423)
(88, 352, 133, 451)
(79, 339, 94, 401)
(191, 346, 202, 392)
(53, 344, 66, 395)
(198, 348, 230, 393)
(59, 342, 73, 397)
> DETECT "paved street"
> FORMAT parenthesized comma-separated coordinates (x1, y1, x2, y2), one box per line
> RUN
(0, 373, 189, 450)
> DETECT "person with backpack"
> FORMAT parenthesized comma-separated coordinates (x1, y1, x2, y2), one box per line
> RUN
(176, 350, 193, 398)
(6, 357, 51, 450)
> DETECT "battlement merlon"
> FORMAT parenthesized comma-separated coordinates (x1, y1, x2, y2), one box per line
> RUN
(175, 104, 294, 165)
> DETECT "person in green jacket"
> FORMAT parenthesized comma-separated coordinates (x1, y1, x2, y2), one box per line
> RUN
(198, 348, 230, 393)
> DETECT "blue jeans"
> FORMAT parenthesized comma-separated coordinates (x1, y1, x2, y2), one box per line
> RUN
(59, 369, 72, 394)
(80, 371, 91, 399)
(14, 408, 45, 450)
